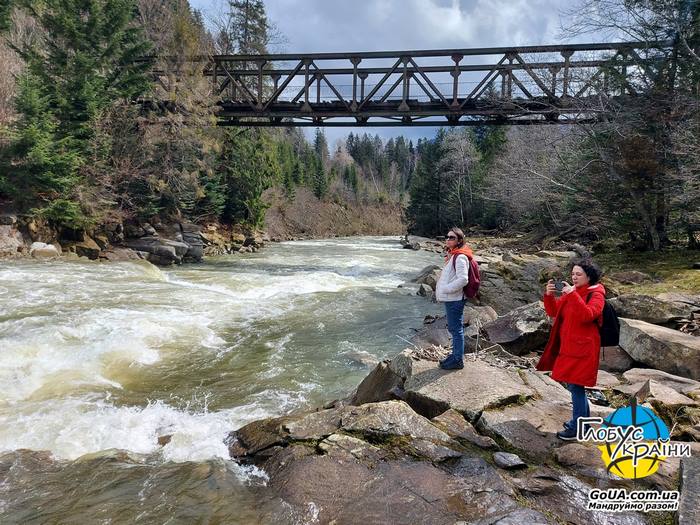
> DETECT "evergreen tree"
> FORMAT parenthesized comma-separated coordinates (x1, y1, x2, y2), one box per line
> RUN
(312, 155, 328, 199)
(0, 0, 151, 226)
(220, 128, 279, 227)
(406, 130, 446, 237)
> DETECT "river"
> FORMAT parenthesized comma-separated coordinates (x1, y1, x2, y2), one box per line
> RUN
(0, 236, 443, 523)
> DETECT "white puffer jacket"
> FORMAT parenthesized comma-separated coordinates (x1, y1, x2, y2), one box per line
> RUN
(435, 254, 469, 302)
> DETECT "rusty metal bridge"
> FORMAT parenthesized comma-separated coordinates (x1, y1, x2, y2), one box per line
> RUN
(146, 41, 670, 127)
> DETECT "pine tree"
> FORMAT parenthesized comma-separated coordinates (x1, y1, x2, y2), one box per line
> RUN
(312, 155, 328, 199)
(0, 0, 151, 226)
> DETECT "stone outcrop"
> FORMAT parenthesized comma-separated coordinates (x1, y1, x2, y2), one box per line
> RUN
(608, 294, 698, 325)
(481, 301, 551, 355)
(619, 318, 700, 380)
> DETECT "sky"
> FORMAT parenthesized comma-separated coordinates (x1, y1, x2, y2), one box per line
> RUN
(189, 0, 592, 146)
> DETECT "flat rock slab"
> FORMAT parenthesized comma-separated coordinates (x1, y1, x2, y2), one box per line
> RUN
(622, 368, 700, 396)
(404, 359, 533, 420)
(589, 369, 622, 390)
(261, 446, 522, 525)
(510, 468, 649, 525)
(522, 370, 571, 405)
(475, 400, 570, 462)
(475, 400, 615, 463)
(613, 380, 698, 407)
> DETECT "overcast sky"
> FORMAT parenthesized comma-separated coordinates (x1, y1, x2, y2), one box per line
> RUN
(190, 0, 592, 145)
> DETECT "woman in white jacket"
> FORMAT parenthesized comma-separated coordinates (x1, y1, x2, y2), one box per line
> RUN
(435, 227, 471, 370)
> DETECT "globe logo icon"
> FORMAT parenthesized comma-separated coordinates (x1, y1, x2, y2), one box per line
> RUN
(597, 401, 670, 479)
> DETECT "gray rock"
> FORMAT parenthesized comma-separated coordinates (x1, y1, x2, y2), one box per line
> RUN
(482, 301, 551, 355)
(599, 345, 636, 373)
(608, 294, 695, 325)
(469, 508, 554, 525)
(619, 318, 700, 380)
(417, 283, 433, 297)
(0, 224, 26, 257)
(0, 214, 17, 225)
(403, 359, 533, 421)
(679, 456, 700, 525)
(609, 270, 653, 284)
(613, 380, 697, 407)
(351, 361, 403, 405)
(341, 400, 451, 443)
(259, 445, 520, 524)
(410, 316, 452, 348)
(493, 451, 527, 469)
(622, 368, 700, 396)
(126, 236, 190, 265)
(512, 468, 648, 525)
(30, 241, 60, 258)
(283, 408, 343, 441)
(432, 408, 498, 449)
(591, 369, 621, 390)
(410, 264, 441, 287)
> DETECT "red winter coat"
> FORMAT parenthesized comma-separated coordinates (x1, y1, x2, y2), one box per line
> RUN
(536, 283, 606, 387)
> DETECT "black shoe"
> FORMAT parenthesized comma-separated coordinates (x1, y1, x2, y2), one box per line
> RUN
(440, 360, 464, 370)
(556, 429, 577, 441)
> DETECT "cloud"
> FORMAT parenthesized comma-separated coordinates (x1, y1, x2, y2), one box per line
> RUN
(190, 0, 586, 143)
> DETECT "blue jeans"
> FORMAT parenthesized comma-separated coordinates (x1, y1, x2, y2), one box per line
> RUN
(567, 383, 590, 432)
(444, 299, 466, 362)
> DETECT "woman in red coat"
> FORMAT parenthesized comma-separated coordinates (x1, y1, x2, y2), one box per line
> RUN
(536, 259, 606, 440)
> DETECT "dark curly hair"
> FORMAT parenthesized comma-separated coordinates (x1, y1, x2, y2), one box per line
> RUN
(571, 258, 601, 285)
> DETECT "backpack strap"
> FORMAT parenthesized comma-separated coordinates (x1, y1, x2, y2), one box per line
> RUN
(586, 291, 604, 326)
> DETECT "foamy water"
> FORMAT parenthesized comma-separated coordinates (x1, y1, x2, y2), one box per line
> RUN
(0, 237, 442, 475)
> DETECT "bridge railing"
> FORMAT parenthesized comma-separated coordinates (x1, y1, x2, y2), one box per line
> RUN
(142, 41, 671, 126)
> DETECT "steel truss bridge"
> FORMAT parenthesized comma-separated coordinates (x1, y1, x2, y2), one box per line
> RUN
(145, 41, 670, 127)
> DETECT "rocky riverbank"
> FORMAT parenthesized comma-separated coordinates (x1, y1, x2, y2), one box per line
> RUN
(221, 239, 700, 524)
(0, 213, 268, 265)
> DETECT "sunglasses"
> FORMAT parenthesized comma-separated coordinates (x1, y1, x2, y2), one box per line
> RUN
(446, 235, 457, 240)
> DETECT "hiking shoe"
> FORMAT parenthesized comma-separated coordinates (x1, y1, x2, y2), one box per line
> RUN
(563, 420, 574, 431)
(556, 428, 577, 441)
(439, 360, 464, 370)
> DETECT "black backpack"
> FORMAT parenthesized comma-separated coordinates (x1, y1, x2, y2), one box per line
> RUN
(586, 292, 620, 347)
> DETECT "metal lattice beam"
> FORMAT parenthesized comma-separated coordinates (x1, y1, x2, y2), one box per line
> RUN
(140, 40, 672, 127)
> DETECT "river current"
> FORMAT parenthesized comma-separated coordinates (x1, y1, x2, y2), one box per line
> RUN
(0, 236, 443, 523)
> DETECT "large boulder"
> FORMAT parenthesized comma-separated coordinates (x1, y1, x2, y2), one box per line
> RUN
(126, 236, 190, 265)
(608, 294, 697, 325)
(599, 345, 636, 373)
(67, 235, 101, 260)
(622, 368, 700, 397)
(258, 445, 524, 525)
(481, 301, 551, 355)
(180, 223, 204, 262)
(0, 224, 26, 257)
(619, 318, 700, 380)
(351, 361, 403, 405)
(477, 252, 567, 314)
(29, 241, 60, 258)
(409, 264, 441, 289)
(402, 359, 534, 421)
(476, 401, 613, 462)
